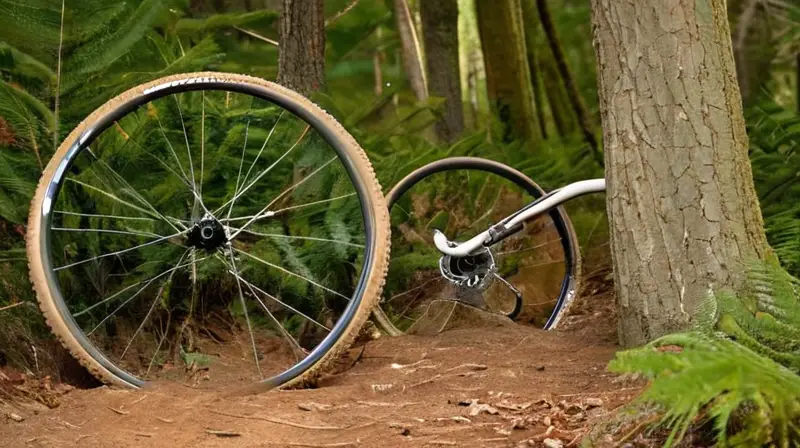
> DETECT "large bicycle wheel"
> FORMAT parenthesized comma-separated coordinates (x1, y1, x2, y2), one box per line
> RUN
(27, 73, 390, 390)
(373, 157, 579, 336)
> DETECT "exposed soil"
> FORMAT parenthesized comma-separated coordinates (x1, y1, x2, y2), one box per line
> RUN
(0, 246, 636, 448)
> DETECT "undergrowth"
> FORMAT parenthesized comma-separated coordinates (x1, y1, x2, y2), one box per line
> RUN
(607, 262, 800, 447)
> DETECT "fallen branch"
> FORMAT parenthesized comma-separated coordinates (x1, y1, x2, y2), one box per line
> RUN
(0, 302, 26, 312)
(209, 409, 343, 430)
(134, 432, 154, 438)
(444, 363, 487, 373)
(156, 417, 174, 423)
(264, 443, 357, 448)
(356, 401, 419, 407)
(108, 406, 129, 416)
(205, 429, 241, 437)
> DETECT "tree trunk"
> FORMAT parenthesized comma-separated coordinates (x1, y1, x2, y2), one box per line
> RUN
(393, 0, 427, 102)
(476, 0, 539, 143)
(541, 52, 572, 137)
(537, 0, 598, 158)
(277, 0, 325, 95)
(421, 0, 465, 143)
(520, 0, 547, 140)
(591, 0, 770, 346)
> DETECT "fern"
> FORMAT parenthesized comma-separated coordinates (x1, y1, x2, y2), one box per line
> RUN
(609, 263, 800, 447)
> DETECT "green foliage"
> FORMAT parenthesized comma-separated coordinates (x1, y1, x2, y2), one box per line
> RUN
(609, 263, 800, 447)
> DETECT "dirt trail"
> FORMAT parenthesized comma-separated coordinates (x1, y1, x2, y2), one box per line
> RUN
(0, 253, 630, 448)
(0, 317, 636, 448)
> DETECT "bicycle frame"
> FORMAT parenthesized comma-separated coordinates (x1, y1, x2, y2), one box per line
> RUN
(432, 178, 606, 257)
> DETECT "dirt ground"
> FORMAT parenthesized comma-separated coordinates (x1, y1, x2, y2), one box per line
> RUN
(0, 254, 638, 448)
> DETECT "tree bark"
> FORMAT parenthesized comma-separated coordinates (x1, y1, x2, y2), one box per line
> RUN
(521, 0, 547, 140)
(591, 0, 770, 346)
(277, 0, 325, 95)
(393, 0, 427, 102)
(421, 0, 465, 143)
(537, 0, 598, 157)
(476, 0, 539, 143)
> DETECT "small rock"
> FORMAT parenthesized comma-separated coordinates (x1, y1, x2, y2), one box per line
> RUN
(371, 383, 394, 394)
(496, 428, 512, 436)
(543, 438, 563, 448)
(584, 397, 603, 408)
(8, 413, 24, 422)
(469, 403, 499, 417)
(536, 365, 546, 371)
(450, 416, 471, 424)
(542, 416, 551, 426)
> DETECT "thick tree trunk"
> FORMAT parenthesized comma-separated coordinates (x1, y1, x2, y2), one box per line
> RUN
(421, 0, 465, 143)
(591, 0, 770, 346)
(520, 0, 547, 140)
(537, 0, 597, 157)
(277, 0, 325, 95)
(476, 0, 539, 143)
(393, 0, 427, 102)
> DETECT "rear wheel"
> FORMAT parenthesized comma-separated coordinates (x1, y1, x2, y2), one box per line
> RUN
(27, 72, 390, 390)
(373, 157, 580, 336)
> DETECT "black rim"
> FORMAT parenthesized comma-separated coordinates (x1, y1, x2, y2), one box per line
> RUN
(39, 76, 377, 388)
(385, 157, 576, 330)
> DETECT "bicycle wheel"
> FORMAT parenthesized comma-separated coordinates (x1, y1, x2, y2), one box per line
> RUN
(27, 72, 390, 390)
(373, 157, 579, 336)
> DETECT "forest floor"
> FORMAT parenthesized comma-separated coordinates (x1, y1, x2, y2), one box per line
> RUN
(0, 258, 644, 448)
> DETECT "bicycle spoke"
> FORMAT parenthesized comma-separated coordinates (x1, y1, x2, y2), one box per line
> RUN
(230, 156, 338, 239)
(495, 238, 563, 256)
(240, 111, 284, 189)
(518, 258, 565, 269)
(52, 227, 162, 239)
(74, 254, 207, 317)
(199, 92, 205, 198)
(119, 250, 191, 360)
(218, 255, 307, 359)
(384, 277, 444, 305)
(66, 178, 159, 220)
(231, 228, 364, 248)
(85, 149, 186, 233)
(222, 193, 356, 224)
(227, 249, 263, 378)
(214, 125, 310, 215)
(55, 230, 185, 272)
(173, 95, 197, 193)
(226, 117, 252, 222)
(222, 259, 330, 332)
(87, 252, 193, 336)
(54, 211, 156, 222)
(232, 246, 350, 301)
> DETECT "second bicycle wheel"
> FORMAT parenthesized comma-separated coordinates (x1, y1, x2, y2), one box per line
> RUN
(373, 157, 580, 336)
(28, 73, 389, 390)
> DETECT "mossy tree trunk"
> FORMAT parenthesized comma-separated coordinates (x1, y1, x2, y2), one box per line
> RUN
(592, 0, 770, 346)
(476, 0, 539, 143)
(277, 0, 325, 95)
(421, 0, 465, 143)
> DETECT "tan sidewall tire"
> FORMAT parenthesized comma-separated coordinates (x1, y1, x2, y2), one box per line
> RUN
(27, 72, 390, 390)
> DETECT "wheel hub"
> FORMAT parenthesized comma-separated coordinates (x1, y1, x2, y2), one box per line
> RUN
(439, 248, 496, 290)
(187, 217, 227, 251)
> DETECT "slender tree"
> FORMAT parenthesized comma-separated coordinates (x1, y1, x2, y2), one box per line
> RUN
(277, 0, 325, 95)
(393, 0, 427, 102)
(591, 0, 770, 346)
(421, 0, 464, 143)
(537, 0, 597, 157)
(520, 0, 547, 140)
(475, 0, 539, 143)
